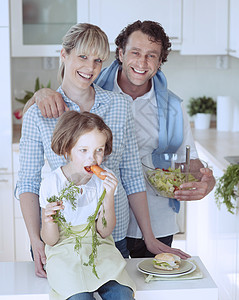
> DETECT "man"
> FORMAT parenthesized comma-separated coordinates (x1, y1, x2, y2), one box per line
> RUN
(24, 20, 215, 264)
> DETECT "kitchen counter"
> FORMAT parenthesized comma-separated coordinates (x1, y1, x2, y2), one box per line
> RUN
(0, 257, 218, 300)
(191, 128, 239, 170)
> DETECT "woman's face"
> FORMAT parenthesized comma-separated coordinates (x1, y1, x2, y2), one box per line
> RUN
(61, 48, 103, 91)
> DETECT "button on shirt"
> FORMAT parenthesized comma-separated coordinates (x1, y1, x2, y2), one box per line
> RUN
(17, 84, 146, 242)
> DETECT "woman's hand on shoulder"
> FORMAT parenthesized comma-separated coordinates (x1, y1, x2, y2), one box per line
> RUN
(34, 88, 69, 118)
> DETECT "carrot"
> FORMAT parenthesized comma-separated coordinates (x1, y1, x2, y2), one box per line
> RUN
(91, 165, 106, 180)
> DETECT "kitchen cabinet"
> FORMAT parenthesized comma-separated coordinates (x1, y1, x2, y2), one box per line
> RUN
(0, 0, 9, 26)
(0, 4, 12, 173)
(10, 0, 88, 57)
(10, 0, 182, 56)
(89, 0, 182, 51)
(186, 129, 239, 300)
(229, 0, 239, 58)
(0, 175, 14, 261)
(181, 0, 228, 55)
(0, 1, 14, 262)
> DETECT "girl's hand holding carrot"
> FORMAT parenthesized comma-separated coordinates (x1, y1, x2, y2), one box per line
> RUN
(102, 171, 118, 196)
(91, 165, 118, 196)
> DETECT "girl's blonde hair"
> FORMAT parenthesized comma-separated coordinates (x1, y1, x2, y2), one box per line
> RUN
(58, 23, 110, 82)
(51, 111, 113, 159)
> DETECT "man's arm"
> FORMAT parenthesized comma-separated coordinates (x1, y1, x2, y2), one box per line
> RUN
(20, 192, 47, 278)
(23, 88, 68, 118)
(128, 191, 190, 259)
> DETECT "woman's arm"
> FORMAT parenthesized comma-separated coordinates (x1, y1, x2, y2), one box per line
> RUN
(18, 108, 47, 277)
(128, 191, 191, 259)
(20, 192, 47, 278)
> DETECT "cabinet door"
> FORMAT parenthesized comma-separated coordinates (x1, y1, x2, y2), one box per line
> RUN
(181, 0, 228, 55)
(0, 0, 9, 27)
(0, 174, 14, 261)
(186, 142, 238, 300)
(0, 27, 12, 173)
(10, 0, 88, 57)
(89, 0, 182, 51)
(229, 0, 239, 58)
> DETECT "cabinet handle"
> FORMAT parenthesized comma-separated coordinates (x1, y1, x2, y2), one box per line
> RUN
(55, 50, 61, 53)
(0, 179, 8, 182)
(169, 37, 179, 40)
(0, 168, 8, 171)
(227, 49, 236, 53)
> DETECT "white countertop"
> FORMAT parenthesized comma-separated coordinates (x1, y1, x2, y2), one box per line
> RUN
(192, 128, 239, 170)
(0, 257, 218, 300)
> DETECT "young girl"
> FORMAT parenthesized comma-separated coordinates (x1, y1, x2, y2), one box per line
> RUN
(40, 110, 135, 300)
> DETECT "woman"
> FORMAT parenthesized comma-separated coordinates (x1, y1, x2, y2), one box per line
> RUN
(17, 23, 148, 278)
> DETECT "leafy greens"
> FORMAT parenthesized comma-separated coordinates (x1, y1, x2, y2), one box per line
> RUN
(215, 164, 239, 214)
(47, 181, 106, 278)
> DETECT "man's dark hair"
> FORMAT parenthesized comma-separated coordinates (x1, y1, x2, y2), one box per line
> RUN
(115, 20, 171, 65)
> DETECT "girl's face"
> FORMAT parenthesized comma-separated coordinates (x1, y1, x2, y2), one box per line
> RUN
(67, 128, 107, 178)
(61, 48, 103, 91)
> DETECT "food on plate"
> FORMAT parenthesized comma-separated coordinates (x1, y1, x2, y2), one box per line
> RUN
(146, 167, 197, 198)
(85, 165, 106, 180)
(153, 253, 181, 270)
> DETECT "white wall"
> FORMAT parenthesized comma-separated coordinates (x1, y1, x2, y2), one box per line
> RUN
(162, 52, 239, 114)
(11, 52, 239, 123)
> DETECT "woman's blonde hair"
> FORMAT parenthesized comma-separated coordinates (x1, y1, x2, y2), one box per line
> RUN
(51, 111, 113, 159)
(58, 23, 110, 82)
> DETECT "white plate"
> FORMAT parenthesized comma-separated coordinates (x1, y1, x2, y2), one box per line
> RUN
(137, 259, 196, 278)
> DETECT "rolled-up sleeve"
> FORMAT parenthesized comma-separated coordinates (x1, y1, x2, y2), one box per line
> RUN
(17, 107, 45, 196)
(119, 99, 146, 195)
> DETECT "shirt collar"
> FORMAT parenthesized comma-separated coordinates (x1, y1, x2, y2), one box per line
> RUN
(113, 68, 157, 106)
(57, 84, 104, 109)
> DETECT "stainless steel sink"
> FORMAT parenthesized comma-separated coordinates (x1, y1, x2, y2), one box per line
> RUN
(224, 156, 239, 165)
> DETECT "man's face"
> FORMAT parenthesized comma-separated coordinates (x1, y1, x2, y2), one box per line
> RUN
(119, 31, 162, 88)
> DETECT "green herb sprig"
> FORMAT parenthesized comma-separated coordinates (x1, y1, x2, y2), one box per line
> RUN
(215, 164, 239, 214)
(15, 77, 51, 105)
(187, 96, 216, 117)
(47, 182, 106, 278)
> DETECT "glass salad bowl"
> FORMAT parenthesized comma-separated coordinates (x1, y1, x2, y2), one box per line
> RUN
(141, 153, 208, 198)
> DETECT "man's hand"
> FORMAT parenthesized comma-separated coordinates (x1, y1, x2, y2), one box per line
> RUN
(31, 239, 47, 278)
(145, 237, 190, 260)
(174, 167, 215, 201)
(34, 88, 69, 118)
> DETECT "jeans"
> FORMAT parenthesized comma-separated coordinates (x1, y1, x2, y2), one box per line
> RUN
(67, 280, 135, 300)
(115, 238, 129, 258)
(127, 235, 173, 258)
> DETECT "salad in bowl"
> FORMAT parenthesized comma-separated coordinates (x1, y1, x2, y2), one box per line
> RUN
(141, 153, 208, 198)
